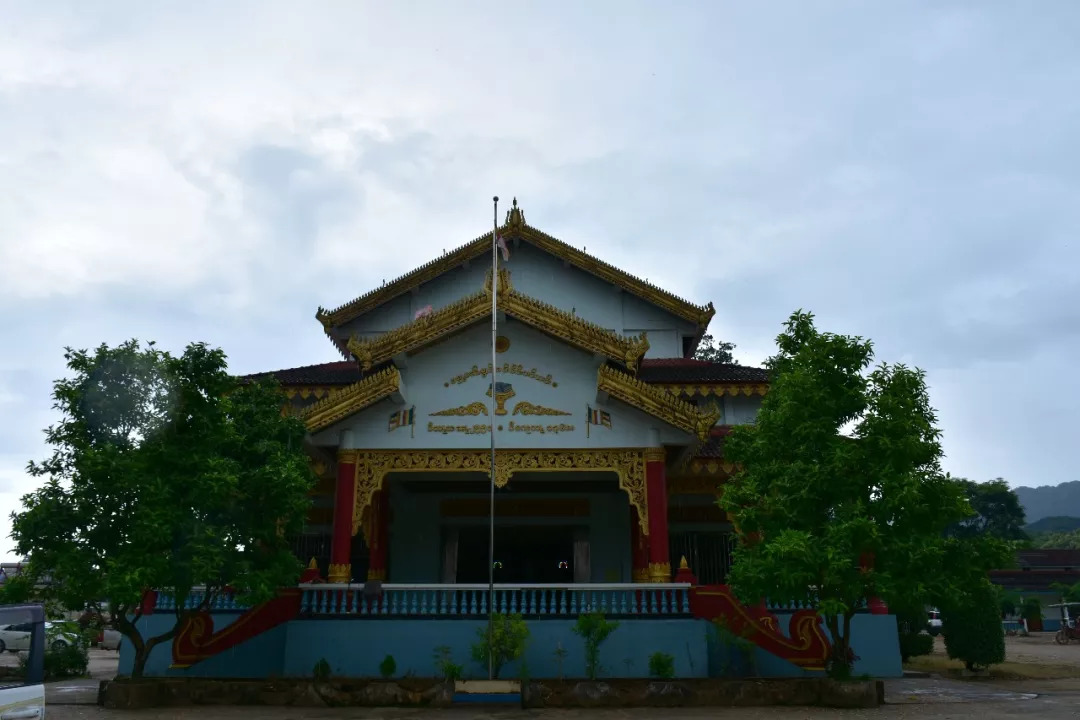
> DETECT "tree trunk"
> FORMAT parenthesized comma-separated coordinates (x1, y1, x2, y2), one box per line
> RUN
(825, 613, 855, 680)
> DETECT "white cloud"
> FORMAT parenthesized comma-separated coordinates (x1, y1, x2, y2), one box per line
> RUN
(2, 1, 1079, 558)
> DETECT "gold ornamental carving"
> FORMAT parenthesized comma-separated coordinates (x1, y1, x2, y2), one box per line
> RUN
(327, 563, 351, 584)
(301, 368, 402, 433)
(351, 448, 650, 538)
(647, 562, 672, 583)
(430, 402, 489, 417)
(597, 365, 721, 442)
(512, 401, 572, 416)
(486, 381, 516, 415)
(344, 268, 650, 373)
(316, 207, 713, 331)
(660, 383, 769, 398)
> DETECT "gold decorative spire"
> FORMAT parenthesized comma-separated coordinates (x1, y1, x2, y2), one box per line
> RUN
(505, 197, 525, 227)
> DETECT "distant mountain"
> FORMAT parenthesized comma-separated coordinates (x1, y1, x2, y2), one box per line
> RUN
(1025, 516, 1080, 535)
(1014, 480, 1080, 525)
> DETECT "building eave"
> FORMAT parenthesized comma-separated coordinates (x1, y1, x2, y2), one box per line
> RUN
(596, 364, 721, 442)
(300, 367, 402, 434)
(315, 202, 714, 331)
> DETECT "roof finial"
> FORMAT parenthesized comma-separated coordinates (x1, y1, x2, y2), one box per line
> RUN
(505, 196, 525, 227)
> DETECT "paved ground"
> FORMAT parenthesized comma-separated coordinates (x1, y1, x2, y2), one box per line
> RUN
(8, 640, 1079, 718)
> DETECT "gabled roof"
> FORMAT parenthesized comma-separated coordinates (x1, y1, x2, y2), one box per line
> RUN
(300, 367, 401, 433)
(638, 358, 770, 384)
(315, 200, 715, 331)
(346, 268, 650, 373)
(597, 364, 721, 441)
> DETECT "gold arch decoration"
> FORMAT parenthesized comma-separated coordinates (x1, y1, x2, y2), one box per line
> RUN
(350, 448, 649, 538)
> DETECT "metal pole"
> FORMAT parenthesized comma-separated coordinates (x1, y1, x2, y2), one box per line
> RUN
(487, 196, 499, 680)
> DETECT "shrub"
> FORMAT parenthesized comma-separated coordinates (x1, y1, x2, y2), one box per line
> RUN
(648, 651, 675, 679)
(312, 658, 331, 681)
(572, 612, 619, 680)
(942, 582, 1006, 672)
(470, 613, 529, 679)
(378, 654, 397, 679)
(898, 632, 934, 663)
(1020, 598, 1042, 622)
(433, 646, 463, 681)
(21, 643, 89, 680)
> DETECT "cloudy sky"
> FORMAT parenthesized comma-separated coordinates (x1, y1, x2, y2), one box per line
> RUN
(2, 1, 1078, 559)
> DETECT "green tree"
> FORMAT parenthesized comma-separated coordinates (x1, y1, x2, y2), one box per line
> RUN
(693, 334, 737, 364)
(10, 340, 315, 678)
(719, 311, 1013, 679)
(947, 478, 1028, 542)
(1035, 530, 1080, 549)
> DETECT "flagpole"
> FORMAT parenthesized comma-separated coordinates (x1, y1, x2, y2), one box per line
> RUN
(487, 195, 499, 681)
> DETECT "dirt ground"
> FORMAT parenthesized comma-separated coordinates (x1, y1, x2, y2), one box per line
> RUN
(903, 633, 1080, 679)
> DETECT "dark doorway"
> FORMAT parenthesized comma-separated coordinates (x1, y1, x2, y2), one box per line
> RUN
(455, 525, 576, 584)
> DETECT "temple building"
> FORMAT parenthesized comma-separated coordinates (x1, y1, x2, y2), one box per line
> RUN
(247, 200, 769, 589)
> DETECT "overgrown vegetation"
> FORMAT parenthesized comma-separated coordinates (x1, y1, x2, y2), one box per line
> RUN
(312, 658, 331, 681)
(378, 654, 397, 679)
(470, 613, 529, 679)
(572, 612, 619, 680)
(718, 310, 1014, 679)
(18, 642, 89, 680)
(710, 618, 757, 677)
(9, 340, 317, 678)
(647, 651, 675, 679)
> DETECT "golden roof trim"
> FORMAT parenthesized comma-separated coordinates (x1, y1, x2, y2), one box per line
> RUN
(315, 212, 713, 329)
(300, 367, 401, 433)
(597, 365, 721, 441)
(345, 269, 649, 372)
(659, 383, 770, 397)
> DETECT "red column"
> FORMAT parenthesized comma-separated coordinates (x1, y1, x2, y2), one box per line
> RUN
(645, 448, 671, 583)
(328, 451, 357, 584)
(367, 490, 389, 581)
(860, 552, 889, 615)
(630, 505, 650, 582)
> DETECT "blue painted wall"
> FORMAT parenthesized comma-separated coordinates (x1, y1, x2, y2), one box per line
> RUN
(311, 320, 694, 451)
(335, 242, 700, 358)
(118, 613, 902, 680)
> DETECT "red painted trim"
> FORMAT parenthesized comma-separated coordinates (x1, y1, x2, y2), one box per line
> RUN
(331, 459, 356, 570)
(646, 459, 669, 570)
(171, 589, 302, 668)
(690, 584, 831, 670)
(369, 490, 388, 576)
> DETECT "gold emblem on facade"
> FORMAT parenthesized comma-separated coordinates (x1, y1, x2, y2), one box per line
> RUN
(495, 336, 511, 353)
(486, 382, 516, 415)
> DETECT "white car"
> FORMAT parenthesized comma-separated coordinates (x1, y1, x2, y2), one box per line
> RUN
(927, 609, 942, 636)
(99, 627, 122, 651)
(0, 621, 79, 652)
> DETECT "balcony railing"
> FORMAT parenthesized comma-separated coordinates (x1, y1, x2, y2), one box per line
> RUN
(299, 583, 693, 618)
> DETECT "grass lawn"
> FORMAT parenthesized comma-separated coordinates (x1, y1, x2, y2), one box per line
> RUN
(904, 654, 1079, 681)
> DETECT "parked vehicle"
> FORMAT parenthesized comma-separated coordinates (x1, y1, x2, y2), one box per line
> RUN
(98, 627, 122, 651)
(1048, 603, 1080, 645)
(926, 608, 942, 636)
(0, 604, 45, 719)
(0, 620, 80, 653)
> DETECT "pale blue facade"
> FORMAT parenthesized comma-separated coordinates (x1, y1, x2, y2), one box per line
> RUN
(119, 612, 901, 680)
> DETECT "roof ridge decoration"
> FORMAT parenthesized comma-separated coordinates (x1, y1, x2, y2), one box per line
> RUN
(300, 367, 401, 433)
(346, 268, 650, 372)
(597, 364, 721, 442)
(315, 200, 715, 330)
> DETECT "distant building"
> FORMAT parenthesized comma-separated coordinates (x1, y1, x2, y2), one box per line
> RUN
(990, 549, 1080, 631)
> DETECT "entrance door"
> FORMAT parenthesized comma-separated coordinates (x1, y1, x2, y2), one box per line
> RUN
(454, 526, 577, 584)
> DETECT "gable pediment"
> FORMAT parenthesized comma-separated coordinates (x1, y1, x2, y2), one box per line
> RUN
(316, 201, 715, 334)
(346, 268, 650, 373)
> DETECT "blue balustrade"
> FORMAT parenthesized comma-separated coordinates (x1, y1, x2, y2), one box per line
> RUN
(153, 589, 246, 612)
(296, 583, 693, 619)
